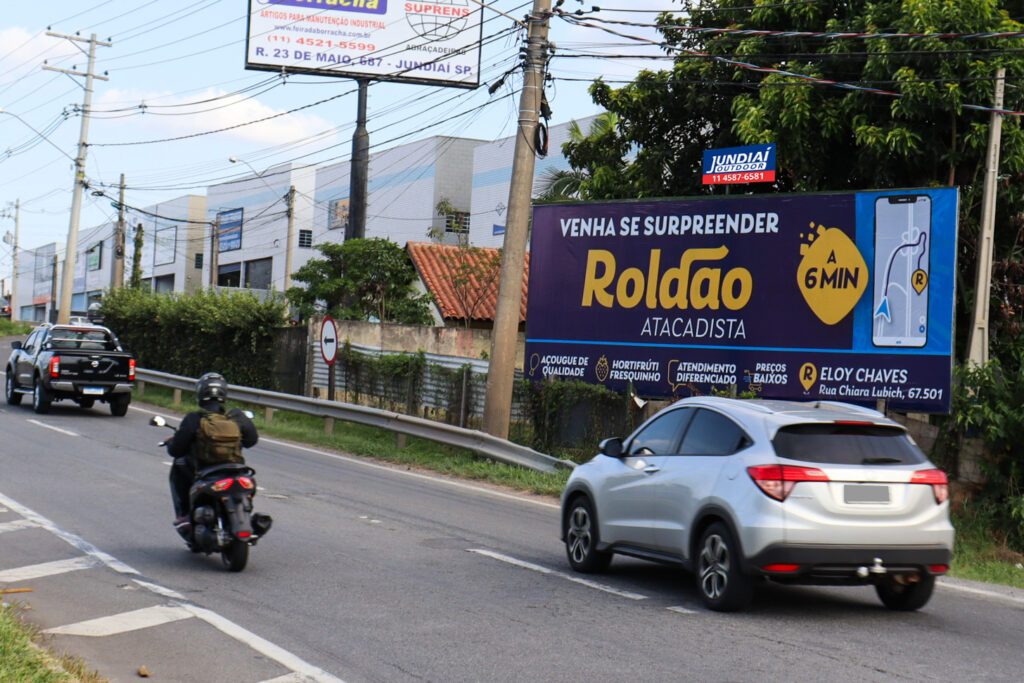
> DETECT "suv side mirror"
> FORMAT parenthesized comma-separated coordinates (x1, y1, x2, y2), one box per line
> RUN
(10, 341, 21, 350)
(599, 437, 624, 458)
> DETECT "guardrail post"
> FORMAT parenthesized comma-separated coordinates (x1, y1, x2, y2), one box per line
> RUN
(324, 416, 334, 435)
(173, 388, 181, 405)
(396, 433, 407, 450)
(265, 407, 275, 425)
(137, 380, 145, 395)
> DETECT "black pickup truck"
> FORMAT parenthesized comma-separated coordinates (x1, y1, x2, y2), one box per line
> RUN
(5, 322, 135, 416)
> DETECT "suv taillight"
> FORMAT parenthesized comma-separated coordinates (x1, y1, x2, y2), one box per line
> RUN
(128, 358, 136, 381)
(49, 356, 61, 378)
(911, 469, 949, 504)
(748, 464, 829, 501)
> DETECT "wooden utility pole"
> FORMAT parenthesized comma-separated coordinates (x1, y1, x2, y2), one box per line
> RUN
(45, 32, 110, 323)
(967, 67, 1006, 367)
(482, 0, 551, 439)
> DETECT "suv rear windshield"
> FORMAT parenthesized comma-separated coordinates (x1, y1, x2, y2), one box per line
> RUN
(50, 328, 116, 351)
(772, 423, 927, 465)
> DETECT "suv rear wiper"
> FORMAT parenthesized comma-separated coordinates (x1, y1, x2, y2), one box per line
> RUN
(861, 457, 902, 464)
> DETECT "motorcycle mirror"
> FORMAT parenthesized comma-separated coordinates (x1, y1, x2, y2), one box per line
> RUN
(149, 416, 166, 427)
(242, 410, 254, 419)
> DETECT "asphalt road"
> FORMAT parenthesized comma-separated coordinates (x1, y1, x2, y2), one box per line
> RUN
(1, 362, 1024, 681)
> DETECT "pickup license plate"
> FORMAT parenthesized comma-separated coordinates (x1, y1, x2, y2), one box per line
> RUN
(844, 484, 890, 504)
(82, 387, 105, 396)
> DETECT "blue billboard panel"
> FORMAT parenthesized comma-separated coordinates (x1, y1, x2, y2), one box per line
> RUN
(217, 208, 243, 253)
(526, 189, 958, 413)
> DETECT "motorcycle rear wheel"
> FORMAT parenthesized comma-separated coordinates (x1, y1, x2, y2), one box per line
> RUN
(221, 540, 249, 572)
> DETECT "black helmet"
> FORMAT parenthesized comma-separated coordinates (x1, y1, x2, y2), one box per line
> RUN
(195, 372, 228, 405)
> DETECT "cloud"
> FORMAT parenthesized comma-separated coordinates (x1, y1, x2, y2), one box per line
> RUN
(93, 87, 340, 148)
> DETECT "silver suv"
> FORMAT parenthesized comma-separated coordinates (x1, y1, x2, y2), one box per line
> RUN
(560, 398, 953, 612)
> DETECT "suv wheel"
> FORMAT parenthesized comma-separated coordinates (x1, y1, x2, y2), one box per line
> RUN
(564, 495, 612, 573)
(696, 522, 753, 611)
(5, 370, 21, 406)
(32, 378, 51, 414)
(875, 573, 935, 611)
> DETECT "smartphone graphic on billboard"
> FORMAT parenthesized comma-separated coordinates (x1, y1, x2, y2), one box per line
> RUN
(873, 195, 931, 347)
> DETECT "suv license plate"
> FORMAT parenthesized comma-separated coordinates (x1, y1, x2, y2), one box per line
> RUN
(82, 387, 105, 396)
(844, 484, 890, 504)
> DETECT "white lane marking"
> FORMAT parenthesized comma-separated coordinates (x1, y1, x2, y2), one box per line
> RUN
(27, 419, 79, 437)
(0, 518, 38, 534)
(467, 548, 648, 600)
(260, 673, 324, 683)
(182, 604, 344, 683)
(939, 579, 1024, 607)
(667, 605, 699, 615)
(0, 556, 100, 583)
(129, 404, 560, 510)
(44, 604, 192, 637)
(0, 490, 343, 682)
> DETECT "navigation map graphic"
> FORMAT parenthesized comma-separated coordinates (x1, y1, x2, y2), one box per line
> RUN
(873, 195, 931, 347)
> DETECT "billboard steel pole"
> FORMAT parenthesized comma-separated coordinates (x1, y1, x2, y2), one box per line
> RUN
(483, 0, 551, 439)
(347, 79, 370, 241)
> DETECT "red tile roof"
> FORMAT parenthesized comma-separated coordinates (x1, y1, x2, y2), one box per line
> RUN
(407, 241, 529, 323)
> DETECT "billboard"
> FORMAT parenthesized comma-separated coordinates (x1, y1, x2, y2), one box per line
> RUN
(702, 144, 776, 185)
(526, 189, 958, 413)
(245, 0, 484, 88)
(217, 209, 244, 253)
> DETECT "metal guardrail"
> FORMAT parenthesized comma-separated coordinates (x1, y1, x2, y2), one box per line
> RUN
(135, 368, 575, 474)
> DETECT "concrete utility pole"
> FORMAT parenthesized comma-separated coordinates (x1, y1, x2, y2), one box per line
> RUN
(1, 200, 18, 320)
(482, 0, 551, 439)
(967, 67, 1006, 367)
(112, 174, 126, 289)
(284, 185, 296, 290)
(347, 78, 369, 241)
(45, 32, 110, 323)
(210, 217, 219, 287)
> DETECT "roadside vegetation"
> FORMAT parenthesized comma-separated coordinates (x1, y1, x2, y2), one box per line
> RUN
(0, 602, 102, 682)
(132, 383, 1024, 589)
(0, 318, 32, 337)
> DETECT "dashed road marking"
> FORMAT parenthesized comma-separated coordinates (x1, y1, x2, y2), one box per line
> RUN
(467, 548, 648, 600)
(667, 605, 699, 615)
(0, 556, 100, 583)
(27, 419, 79, 437)
(44, 604, 193, 637)
(0, 518, 38, 534)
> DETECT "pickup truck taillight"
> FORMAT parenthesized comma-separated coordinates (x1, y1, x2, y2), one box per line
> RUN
(49, 356, 60, 378)
(128, 358, 136, 381)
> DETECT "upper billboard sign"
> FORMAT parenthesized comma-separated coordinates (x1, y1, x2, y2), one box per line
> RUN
(245, 0, 484, 88)
(702, 143, 776, 185)
(526, 189, 958, 413)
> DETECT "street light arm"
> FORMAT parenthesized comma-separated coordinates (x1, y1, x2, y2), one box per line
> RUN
(0, 109, 76, 162)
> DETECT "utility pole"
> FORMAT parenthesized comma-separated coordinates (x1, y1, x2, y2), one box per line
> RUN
(967, 67, 1006, 367)
(347, 78, 369, 241)
(482, 1, 551, 439)
(210, 217, 219, 287)
(50, 254, 59, 322)
(130, 223, 144, 289)
(112, 173, 126, 289)
(1, 199, 18, 321)
(44, 32, 110, 323)
(284, 186, 296, 290)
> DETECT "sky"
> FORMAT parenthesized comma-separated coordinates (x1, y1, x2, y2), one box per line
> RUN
(0, 0, 676, 277)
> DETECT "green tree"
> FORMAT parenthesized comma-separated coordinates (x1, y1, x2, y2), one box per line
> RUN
(286, 237, 433, 325)
(564, 0, 1024, 360)
(534, 113, 621, 202)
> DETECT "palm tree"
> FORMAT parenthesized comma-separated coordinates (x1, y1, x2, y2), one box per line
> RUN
(533, 113, 619, 203)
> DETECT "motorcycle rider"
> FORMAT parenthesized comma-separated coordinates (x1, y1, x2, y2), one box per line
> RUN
(167, 372, 258, 531)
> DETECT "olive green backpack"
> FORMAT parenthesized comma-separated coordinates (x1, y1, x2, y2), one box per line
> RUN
(195, 411, 244, 466)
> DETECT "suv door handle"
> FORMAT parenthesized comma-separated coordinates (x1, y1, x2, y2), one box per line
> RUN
(643, 465, 660, 474)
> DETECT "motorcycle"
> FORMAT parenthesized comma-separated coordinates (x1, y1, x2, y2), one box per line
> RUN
(150, 414, 272, 572)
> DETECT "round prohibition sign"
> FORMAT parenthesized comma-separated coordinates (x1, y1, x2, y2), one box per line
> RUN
(320, 316, 338, 366)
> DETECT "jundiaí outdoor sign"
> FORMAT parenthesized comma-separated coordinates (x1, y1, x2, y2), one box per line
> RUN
(702, 143, 776, 185)
(526, 189, 958, 413)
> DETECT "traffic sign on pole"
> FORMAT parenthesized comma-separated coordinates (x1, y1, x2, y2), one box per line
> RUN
(320, 316, 338, 365)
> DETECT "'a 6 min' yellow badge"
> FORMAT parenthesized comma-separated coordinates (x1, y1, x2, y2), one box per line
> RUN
(797, 223, 868, 325)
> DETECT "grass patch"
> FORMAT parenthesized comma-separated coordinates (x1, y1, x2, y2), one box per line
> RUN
(0, 601, 103, 682)
(950, 508, 1024, 589)
(134, 383, 570, 498)
(0, 319, 32, 337)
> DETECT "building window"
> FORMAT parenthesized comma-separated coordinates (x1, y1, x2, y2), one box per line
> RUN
(194, 253, 203, 269)
(244, 257, 273, 290)
(299, 229, 313, 248)
(445, 211, 470, 234)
